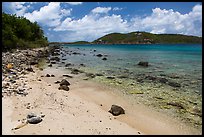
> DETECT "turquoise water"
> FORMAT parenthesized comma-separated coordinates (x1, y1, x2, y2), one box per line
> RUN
(53, 44, 202, 128)
(60, 44, 202, 93)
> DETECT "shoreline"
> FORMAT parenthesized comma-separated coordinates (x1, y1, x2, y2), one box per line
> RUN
(2, 47, 201, 135)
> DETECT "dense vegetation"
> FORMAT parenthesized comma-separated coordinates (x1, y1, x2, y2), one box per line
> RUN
(93, 31, 202, 44)
(2, 13, 48, 51)
(62, 31, 202, 45)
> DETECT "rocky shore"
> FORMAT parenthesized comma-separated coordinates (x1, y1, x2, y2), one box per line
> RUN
(2, 47, 49, 97)
(2, 45, 201, 135)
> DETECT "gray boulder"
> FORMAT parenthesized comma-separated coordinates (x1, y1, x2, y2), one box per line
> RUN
(108, 105, 125, 116)
(60, 79, 70, 86)
(58, 85, 69, 91)
(27, 112, 42, 124)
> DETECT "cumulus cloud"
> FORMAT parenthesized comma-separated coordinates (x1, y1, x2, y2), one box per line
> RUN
(23, 2, 72, 27)
(131, 4, 202, 36)
(53, 4, 202, 42)
(92, 7, 112, 14)
(3, 2, 202, 42)
(53, 13, 130, 42)
(10, 2, 27, 16)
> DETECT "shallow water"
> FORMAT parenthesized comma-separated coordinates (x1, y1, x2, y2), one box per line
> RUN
(51, 44, 202, 130)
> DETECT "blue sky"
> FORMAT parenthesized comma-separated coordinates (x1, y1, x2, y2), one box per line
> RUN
(2, 2, 202, 42)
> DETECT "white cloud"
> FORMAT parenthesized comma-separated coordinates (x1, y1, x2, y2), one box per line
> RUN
(92, 7, 112, 14)
(53, 4, 202, 42)
(113, 7, 123, 11)
(10, 2, 27, 16)
(131, 4, 202, 36)
(27, 2, 38, 4)
(54, 13, 129, 42)
(61, 8, 72, 16)
(23, 2, 72, 27)
(3, 2, 201, 42)
(64, 2, 83, 5)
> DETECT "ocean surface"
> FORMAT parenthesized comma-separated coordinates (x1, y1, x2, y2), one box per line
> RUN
(52, 44, 202, 128)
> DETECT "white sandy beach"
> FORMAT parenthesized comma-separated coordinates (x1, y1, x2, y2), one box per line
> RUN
(2, 66, 201, 135)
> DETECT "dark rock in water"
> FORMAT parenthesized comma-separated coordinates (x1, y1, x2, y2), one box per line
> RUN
(102, 57, 107, 60)
(145, 75, 157, 81)
(65, 63, 72, 67)
(80, 63, 86, 67)
(86, 73, 96, 78)
(160, 74, 166, 77)
(137, 78, 144, 83)
(60, 79, 70, 86)
(51, 74, 55, 77)
(50, 61, 56, 64)
(72, 52, 81, 55)
(63, 74, 73, 78)
(154, 96, 163, 100)
(168, 73, 180, 79)
(62, 58, 66, 60)
(48, 64, 52, 67)
(108, 105, 125, 116)
(138, 61, 148, 67)
(50, 57, 60, 62)
(58, 85, 69, 91)
(158, 77, 168, 83)
(106, 76, 115, 79)
(96, 54, 103, 57)
(71, 69, 83, 74)
(167, 102, 184, 109)
(168, 81, 181, 88)
(96, 73, 104, 76)
(117, 75, 128, 79)
(51, 52, 60, 56)
(46, 74, 50, 77)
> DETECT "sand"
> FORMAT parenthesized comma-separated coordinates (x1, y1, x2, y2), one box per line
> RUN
(2, 65, 201, 135)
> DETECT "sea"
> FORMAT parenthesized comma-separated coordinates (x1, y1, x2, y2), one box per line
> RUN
(50, 44, 202, 129)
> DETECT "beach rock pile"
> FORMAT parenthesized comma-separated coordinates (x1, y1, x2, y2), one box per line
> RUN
(2, 47, 50, 97)
(47, 45, 62, 65)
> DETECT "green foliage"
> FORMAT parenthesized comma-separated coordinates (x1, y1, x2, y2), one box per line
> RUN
(2, 13, 48, 51)
(93, 31, 202, 44)
(69, 41, 90, 44)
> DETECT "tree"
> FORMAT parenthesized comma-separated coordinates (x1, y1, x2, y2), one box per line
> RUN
(2, 13, 48, 51)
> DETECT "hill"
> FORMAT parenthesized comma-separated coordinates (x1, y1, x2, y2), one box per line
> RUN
(92, 31, 202, 44)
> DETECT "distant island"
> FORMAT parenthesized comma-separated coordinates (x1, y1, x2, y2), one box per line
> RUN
(49, 31, 202, 45)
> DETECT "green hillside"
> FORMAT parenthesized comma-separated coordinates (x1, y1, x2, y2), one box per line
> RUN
(93, 31, 202, 44)
(68, 41, 90, 44)
(2, 13, 48, 51)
